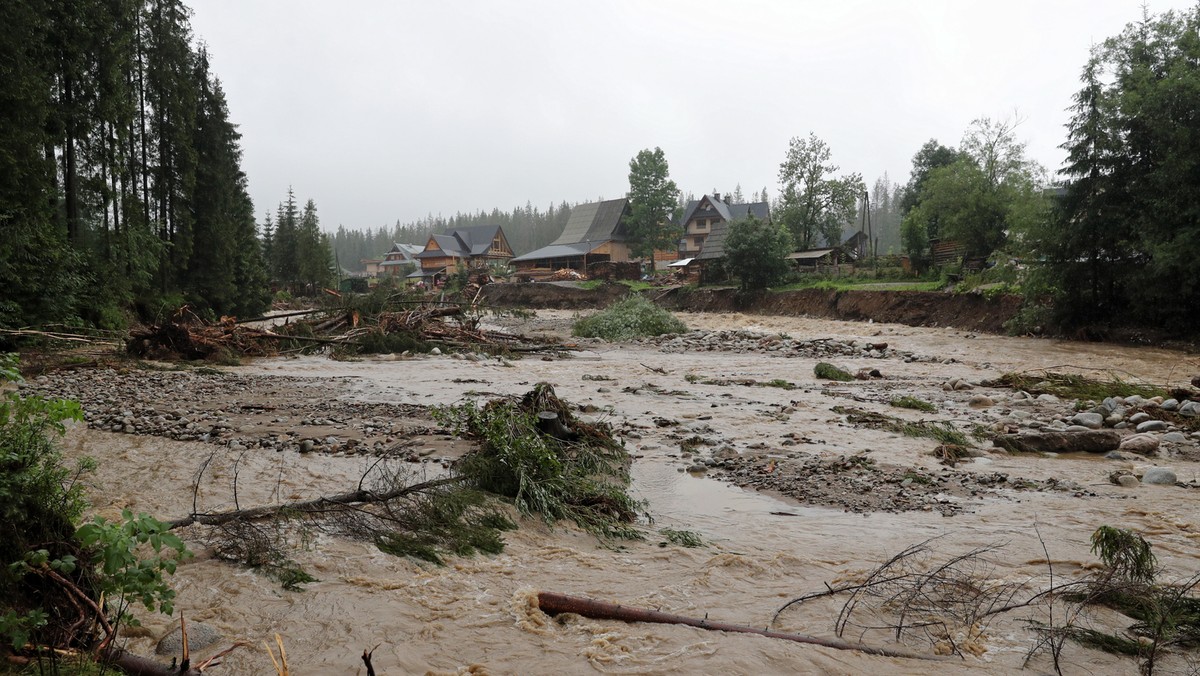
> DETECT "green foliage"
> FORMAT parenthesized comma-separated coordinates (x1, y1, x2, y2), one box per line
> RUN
(834, 406, 972, 446)
(658, 528, 704, 548)
(374, 490, 513, 566)
(572, 294, 687, 341)
(1091, 526, 1157, 585)
(1034, 5, 1200, 334)
(814, 362, 854, 382)
(989, 371, 1164, 401)
(0, 384, 88, 570)
(624, 147, 682, 259)
(904, 118, 1049, 263)
(890, 396, 937, 413)
(75, 509, 191, 617)
(776, 133, 865, 250)
(437, 384, 644, 540)
(723, 215, 793, 292)
(0, 608, 48, 651)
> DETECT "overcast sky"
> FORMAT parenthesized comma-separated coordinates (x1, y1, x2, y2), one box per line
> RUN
(189, 0, 1191, 232)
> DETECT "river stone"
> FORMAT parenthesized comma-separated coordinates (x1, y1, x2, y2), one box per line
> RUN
(993, 430, 1121, 454)
(1161, 398, 1179, 411)
(1161, 432, 1188, 444)
(1135, 420, 1169, 433)
(1070, 412, 1105, 429)
(1180, 401, 1199, 417)
(156, 621, 222, 656)
(968, 394, 995, 409)
(298, 439, 315, 453)
(1117, 474, 1140, 488)
(1141, 468, 1177, 485)
(1128, 412, 1152, 425)
(1104, 414, 1124, 427)
(1119, 433, 1159, 456)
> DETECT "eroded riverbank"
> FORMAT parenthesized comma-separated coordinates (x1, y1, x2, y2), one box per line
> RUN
(29, 310, 1200, 674)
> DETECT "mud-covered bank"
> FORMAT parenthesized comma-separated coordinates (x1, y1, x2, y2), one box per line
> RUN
(483, 284, 1023, 334)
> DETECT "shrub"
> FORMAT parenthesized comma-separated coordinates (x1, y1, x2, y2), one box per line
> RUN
(814, 362, 855, 382)
(572, 294, 686, 341)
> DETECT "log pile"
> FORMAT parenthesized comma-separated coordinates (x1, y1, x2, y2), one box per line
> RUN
(126, 303, 558, 361)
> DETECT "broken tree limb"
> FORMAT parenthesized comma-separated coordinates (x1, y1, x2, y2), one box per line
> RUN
(166, 475, 465, 529)
(536, 591, 941, 661)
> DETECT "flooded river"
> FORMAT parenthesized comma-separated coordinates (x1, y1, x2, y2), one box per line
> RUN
(63, 311, 1199, 674)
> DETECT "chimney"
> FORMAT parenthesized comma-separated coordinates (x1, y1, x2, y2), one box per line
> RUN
(713, 192, 721, 203)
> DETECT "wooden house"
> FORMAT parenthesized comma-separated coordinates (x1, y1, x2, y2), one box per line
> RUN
(677, 193, 770, 258)
(510, 198, 632, 278)
(412, 225, 513, 280)
(377, 242, 423, 278)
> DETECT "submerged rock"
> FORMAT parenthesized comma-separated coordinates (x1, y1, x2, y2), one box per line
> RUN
(156, 621, 222, 656)
(993, 430, 1121, 454)
(1141, 468, 1177, 485)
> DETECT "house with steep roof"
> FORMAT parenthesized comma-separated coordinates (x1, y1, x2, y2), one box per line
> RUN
(510, 198, 632, 277)
(412, 225, 513, 280)
(683, 193, 771, 283)
(678, 193, 770, 259)
(376, 242, 424, 278)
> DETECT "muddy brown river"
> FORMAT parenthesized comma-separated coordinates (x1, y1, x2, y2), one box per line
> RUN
(60, 311, 1200, 675)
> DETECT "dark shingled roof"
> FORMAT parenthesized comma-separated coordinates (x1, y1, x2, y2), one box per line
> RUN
(684, 195, 770, 261)
(550, 198, 629, 246)
(416, 224, 504, 259)
(512, 199, 629, 264)
(678, 195, 769, 226)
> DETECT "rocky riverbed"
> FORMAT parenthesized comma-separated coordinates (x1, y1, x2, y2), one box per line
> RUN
(25, 309, 1200, 674)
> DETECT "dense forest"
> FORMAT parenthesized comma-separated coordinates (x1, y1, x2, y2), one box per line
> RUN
(330, 201, 576, 272)
(0, 0, 272, 328)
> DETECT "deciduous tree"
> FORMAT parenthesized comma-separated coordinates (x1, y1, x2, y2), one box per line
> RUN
(775, 133, 863, 250)
(723, 215, 793, 292)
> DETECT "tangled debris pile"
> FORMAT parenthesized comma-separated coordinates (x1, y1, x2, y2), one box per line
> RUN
(438, 382, 644, 539)
(125, 303, 559, 361)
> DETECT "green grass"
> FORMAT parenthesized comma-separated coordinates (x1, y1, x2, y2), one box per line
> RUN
(814, 362, 855, 382)
(833, 406, 972, 446)
(890, 396, 937, 413)
(987, 371, 1165, 401)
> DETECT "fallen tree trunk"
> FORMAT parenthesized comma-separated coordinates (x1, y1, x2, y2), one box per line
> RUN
(536, 591, 940, 661)
(166, 475, 465, 529)
(100, 647, 203, 676)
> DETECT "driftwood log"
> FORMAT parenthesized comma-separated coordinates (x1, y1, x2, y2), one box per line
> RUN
(536, 591, 940, 661)
(166, 476, 464, 529)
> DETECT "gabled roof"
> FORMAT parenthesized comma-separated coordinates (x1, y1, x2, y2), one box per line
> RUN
(788, 248, 837, 260)
(416, 225, 505, 259)
(696, 220, 730, 260)
(380, 242, 423, 266)
(678, 195, 769, 226)
(512, 199, 629, 264)
(842, 230, 868, 245)
(692, 199, 771, 262)
(550, 198, 629, 246)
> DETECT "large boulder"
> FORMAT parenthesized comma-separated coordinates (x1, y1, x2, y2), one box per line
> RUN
(1070, 412, 1105, 429)
(1142, 468, 1178, 485)
(1119, 433, 1160, 456)
(993, 430, 1121, 454)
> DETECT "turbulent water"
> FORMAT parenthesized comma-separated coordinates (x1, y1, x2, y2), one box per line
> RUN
(63, 311, 1199, 675)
